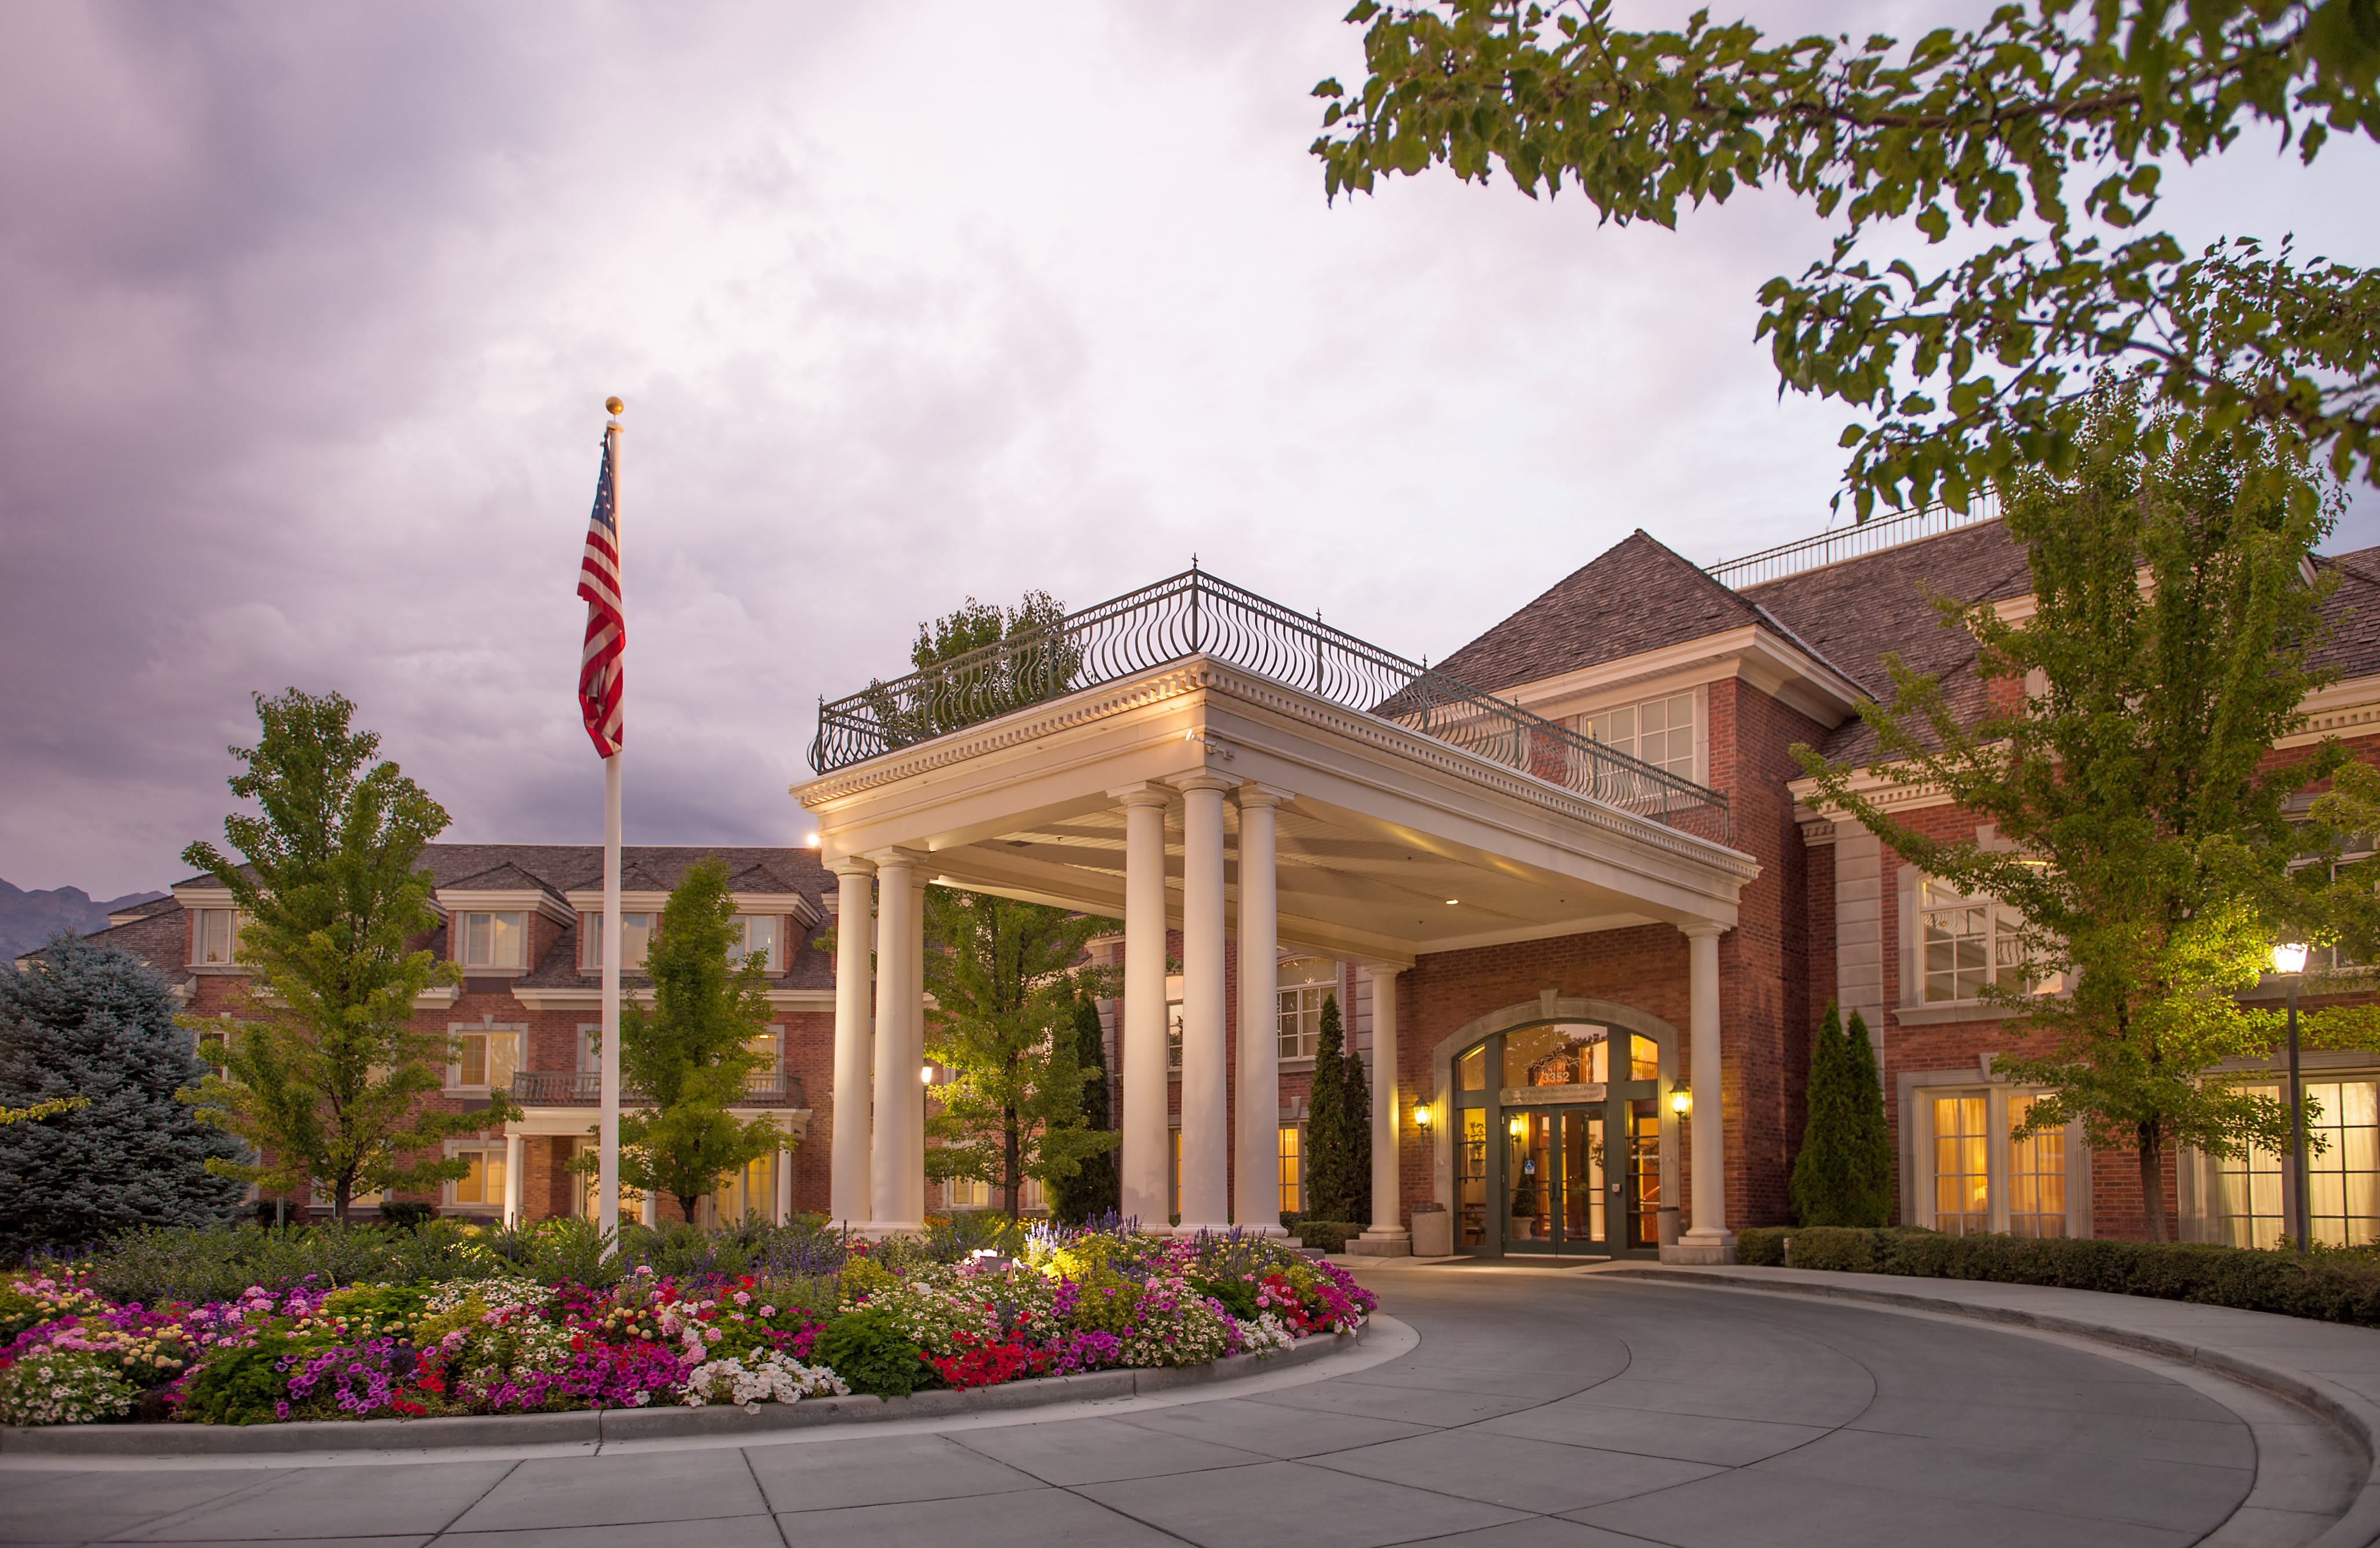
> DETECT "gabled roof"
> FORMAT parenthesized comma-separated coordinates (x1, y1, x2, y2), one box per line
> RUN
(1431, 530, 1769, 695)
(2316, 546, 2380, 681)
(438, 861, 570, 902)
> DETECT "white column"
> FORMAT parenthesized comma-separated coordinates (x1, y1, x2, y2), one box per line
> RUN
(775, 1140, 793, 1226)
(1234, 788, 1284, 1234)
(1175, 774, 1233, 1232)
(1359, 965, 1409, 1249)
(640, 1190, 657, 1228)
(1119, 787, 1171, 1227)
(870, 849, 927, 1232)
(828, 857, 876, 1227)
(502, 1128, 523, 1228)
(1675, 921, 1734, 1262)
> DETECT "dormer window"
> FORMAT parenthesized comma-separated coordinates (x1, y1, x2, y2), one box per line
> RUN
(1579, 692, 1697, 778)
(582, 912, 652, 971)
(727, 915, 780, 974)
(461, 912, 527, 970)
(190, 908, 245, 966)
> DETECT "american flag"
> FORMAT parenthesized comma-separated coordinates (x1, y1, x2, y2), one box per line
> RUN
(576, 434, 625, 757)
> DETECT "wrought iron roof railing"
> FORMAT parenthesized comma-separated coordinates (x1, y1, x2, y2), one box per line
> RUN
(1707, 491, 2001, 590)
(809, 568, 1729, 842)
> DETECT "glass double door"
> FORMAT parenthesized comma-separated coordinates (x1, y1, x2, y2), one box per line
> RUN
(1504, 1102, 1659, 1254)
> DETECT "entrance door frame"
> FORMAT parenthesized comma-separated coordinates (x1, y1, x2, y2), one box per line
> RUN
(1425, 993, 1681, 1259)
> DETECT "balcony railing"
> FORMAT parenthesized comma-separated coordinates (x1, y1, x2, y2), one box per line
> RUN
(1706, 492, 2001, 590)
(809, 568, 1729, 841)
(509, 1070, 807, 1107)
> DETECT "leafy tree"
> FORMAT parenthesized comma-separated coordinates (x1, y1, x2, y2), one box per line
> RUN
(0, 937, 245, 1254)
(178, 689, 512, 1221)
(866, 590, 1081, 747)
(922, 887, 1117, 1219)
(1798, 392, 2367, 1239)
(1313, 2, 2380, 518)
(1304, 992, 1360, 1221)
(1047, 990, 1121, 1224)
(1789, 1005, 1894, 1228)
(575, 858, 786, 1224)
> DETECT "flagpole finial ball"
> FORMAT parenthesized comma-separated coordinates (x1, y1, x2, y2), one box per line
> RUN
(605, 397, 625, 416)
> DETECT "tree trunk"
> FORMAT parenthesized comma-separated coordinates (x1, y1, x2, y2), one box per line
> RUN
(1003, 1106, 1021, 1221)
(677, 1193, 702, 1227)
(2136, 1121, 2167, 1242)
(333, 1179, 351, 1224)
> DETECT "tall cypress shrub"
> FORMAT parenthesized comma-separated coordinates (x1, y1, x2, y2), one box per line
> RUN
(1304, 992, 1355, 1221)
(1345, 1039, 1372, 1226)
(1048, 991, 1120, 1224)
(1789, 1004, 1894, 1227)
(0, 937, 245, 1255)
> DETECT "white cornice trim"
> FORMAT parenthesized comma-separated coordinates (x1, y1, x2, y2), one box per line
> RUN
(1787, 761, 1957, 819)
(169, 885, 236, 909)
(1494, 625, 1869, 729)
(2279, 673, 2380, 749)
(795, 658, 1760, 887)
(437, 889, 575, 927)
(505, 986, 834, 1013)
(558, 890, 823, 928)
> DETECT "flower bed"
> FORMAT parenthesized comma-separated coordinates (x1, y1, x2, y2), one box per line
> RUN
(0, 1221, 1373, 1428)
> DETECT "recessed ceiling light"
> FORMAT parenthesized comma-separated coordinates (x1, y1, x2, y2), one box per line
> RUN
(1444, 898, 1459, 905)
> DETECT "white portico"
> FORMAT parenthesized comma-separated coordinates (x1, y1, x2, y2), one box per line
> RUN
(794, 572, 1759, 1256)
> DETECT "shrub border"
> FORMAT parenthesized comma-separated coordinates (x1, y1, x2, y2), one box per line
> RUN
(0, 1322, 1373, 1457)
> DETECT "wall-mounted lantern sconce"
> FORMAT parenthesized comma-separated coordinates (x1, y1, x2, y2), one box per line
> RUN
(1412, 1102, 1432, 1131)
(1670, 1084, 1693, 1117)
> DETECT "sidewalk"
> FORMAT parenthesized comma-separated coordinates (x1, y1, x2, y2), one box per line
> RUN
(1598, 1263, 2380, 1548)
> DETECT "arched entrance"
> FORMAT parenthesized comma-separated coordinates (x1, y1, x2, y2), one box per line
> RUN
(1430, 996, 1679, 1259)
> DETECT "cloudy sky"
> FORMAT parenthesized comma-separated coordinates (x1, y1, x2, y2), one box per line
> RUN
(4, 2, 2374, 899)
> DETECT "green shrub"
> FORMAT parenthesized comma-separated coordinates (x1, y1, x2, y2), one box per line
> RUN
(1765, 1227, 2380, 1326)
(1292, 1220, 1363, 1253)
(1733, 1227, 1790, 1267)
(377, 1202, 438, 1230)
(178, 1334, 310, 1425)
(1189, 1274, 1260, 1319)
(1789, 1005, 1893, 1227)
(927, 1212, 1027, 1263)
(811, 1308, 927, 1397)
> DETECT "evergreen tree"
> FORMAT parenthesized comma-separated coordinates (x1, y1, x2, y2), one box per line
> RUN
(1345, 1039, 1373, 1227)
(1304, 991, 1357, 1221)
(1789, 1004, 1894, 1228)
(579, 858, 786, 1224)
(1047, 991, 1120, 1224)
(0, 936, 244, 1254)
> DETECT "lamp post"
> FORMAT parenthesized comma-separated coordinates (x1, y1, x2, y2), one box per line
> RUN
(2272, 942, 2310, 1253)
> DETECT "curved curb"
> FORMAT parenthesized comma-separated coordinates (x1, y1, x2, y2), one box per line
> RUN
(0, 1323, 1367, 1458)
(1604, 1267, 2380, 1548)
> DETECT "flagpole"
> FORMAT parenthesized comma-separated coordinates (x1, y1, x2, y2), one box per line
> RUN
(599, 397, 624, 1247)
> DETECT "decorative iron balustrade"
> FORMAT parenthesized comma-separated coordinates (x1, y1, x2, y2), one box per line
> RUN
(509, 1071, 806, 1107)
(809, 568, 1728, 840)
(1707, 492, 2001, 590)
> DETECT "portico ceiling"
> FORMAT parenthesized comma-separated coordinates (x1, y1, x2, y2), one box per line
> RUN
(795, 655, 1761, 965)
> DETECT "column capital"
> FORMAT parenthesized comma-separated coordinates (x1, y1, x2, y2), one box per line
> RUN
(1110, 783, 1172, 809)
(1166, 771, 1241, 795)
(1236, 783, 1288, 811)
(1679, 919, 1728, 941)
(826, 854, 878, 878)
(864, 846, 930, 872)
(1358, 961, 1407, 981)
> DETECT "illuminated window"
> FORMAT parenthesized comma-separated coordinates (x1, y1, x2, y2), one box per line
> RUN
(449, 1145, 507, 1209)
(1630, 1036, 1659, 1083)
(1919, 879, 2031, 1003)
(462, 912, 527, 969)
(1931, 1093, 1990, 1236)
(1501, 1024, 1608, 1090)
(727, 915, 781, 973)
(1277, 959, 1337, 1059)
(581, 912, 651, 971)
(712, 1153, 777, 1224)
(191, 908, 245, 966)
(1166, 975, 1184, 1072)
(1278, 1124, 1302, 1213)
(1170, 1127, 1182, 1220)
(1458, 1108, 1487, 1246)
(2306, 1080, 2380, 1248)
(2007, 1094, 2067, 1238)
(451, 1029, 522, 1092)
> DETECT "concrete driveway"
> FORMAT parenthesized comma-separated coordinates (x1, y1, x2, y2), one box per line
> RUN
(0, 1267, 2357, 1547)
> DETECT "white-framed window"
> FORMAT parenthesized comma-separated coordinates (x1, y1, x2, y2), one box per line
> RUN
(581, 912, 652, 971)
(2306, 1080, 2380, 1247)
(1909, 1081, 2082, 1237)
(942, 1174, 1044, 1212)
(1277, 959, 1337, 1061)
(710, 1152, 778, 1224)
(1917, 878, 2034, 1003)
(446, 1143, 507, 1210)
(746, 1026, 784, 1097)
(461, 911, 527, 969)
(727, 915, 781, 973)
(1278, 1123, 1303, 1213)
(1166, 974, 1184, 1072)
(190, 908, 245, 966)
(193, 1015, 234, 1079)
(450, 1028, 523, 1092)
(1579, 692, 1696, 779)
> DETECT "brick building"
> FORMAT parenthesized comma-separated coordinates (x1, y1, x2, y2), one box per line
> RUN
(75, 505, 2380, 1252)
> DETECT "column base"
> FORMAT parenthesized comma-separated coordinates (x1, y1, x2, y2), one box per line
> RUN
(1660, 1231, 1737, 1266)
(858, 1220, 923, 1239)
(1172, 1220, 1235, 1238)
(1348, 1228, 1413, 1258)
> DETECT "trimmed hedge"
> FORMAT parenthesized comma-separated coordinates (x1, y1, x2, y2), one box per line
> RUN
(1730, 1225, 2380, 1327)
(1292, 1219, 1365, 1254)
